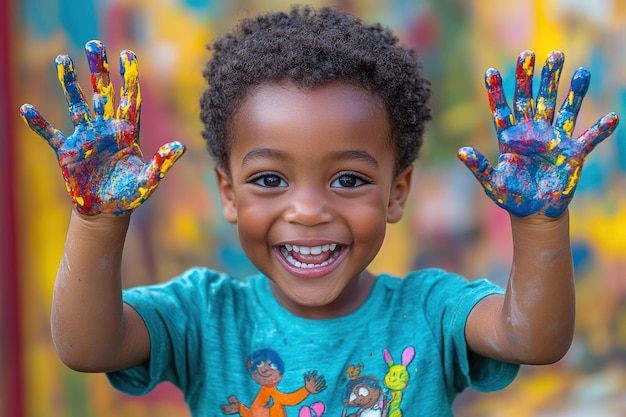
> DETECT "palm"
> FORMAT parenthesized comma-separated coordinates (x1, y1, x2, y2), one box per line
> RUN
(459, 50, 618, 218)
(20, 40, 185, 215)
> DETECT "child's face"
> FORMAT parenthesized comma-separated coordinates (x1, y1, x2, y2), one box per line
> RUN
(216, 81, 412, 319)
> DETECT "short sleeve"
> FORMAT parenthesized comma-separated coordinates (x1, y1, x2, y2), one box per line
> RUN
(447, 279, 520, 393)
(413, 269, 520, 397)
(106, 268, 229, 396)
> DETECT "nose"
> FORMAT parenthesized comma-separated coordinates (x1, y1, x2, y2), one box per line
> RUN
(283, 187, 333, 226)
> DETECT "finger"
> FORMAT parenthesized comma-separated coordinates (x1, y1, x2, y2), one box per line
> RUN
(513, 50, 535, 122)
(457, 146, 495, 195)
(117, 49, 141, 126)
(125, 142, 185, 211)
(555, 67, 590, 137)
(85, 40, 115, 119)
(535, 50, 564, 123)
(576, 112, 619, 155)
(143, 141, 186, 183)
(55, 54, 92, 128)
(485, 68, 515, 135)
(19, 104, 65, 150)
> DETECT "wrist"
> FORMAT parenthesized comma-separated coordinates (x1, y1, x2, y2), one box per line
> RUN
(70, 207, 131, 240)
(509, 209, 570, 246)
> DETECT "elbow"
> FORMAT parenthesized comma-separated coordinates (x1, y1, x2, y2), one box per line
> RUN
(523, 346, 570, 365)
(513, 332, 574, 365)
(52, 336, 110, 373)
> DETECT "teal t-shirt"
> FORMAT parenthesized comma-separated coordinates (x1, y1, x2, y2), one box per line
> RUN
(108, 267, 519, 416)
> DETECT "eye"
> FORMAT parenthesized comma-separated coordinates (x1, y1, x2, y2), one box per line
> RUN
(358, 387, 369, 397)
(331, 172, 368, 188)
(349, 392, 357, 402)
(251, 173, 287, 188)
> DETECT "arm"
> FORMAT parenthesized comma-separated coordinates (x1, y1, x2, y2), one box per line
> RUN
(20, 40, 185, 372)
(458, 50, 618, 364)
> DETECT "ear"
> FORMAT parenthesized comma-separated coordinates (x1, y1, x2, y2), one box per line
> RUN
(215, 166, 238, 224)
(387, 166, 413, 224)
(401, 346, 415, 366)
(383, 348, 393, 366)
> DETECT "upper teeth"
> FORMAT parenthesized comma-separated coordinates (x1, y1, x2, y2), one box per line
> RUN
(284, 243, 337, 255)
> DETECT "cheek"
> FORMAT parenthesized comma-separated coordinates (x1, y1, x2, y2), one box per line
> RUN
(347, 200, 388, 242)
(235, 200, 279, 246)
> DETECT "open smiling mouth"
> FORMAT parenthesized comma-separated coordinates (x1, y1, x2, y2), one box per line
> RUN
(278, 243, 343, 269)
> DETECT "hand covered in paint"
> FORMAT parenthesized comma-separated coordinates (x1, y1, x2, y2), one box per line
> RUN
(20, 40, 185, 215)
(458, 50, 618, 218)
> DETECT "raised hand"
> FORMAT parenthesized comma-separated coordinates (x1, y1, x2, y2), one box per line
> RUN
(304, 371, 327, 394)
(20, 40, 185, 215)
(458, 50, 618, 218)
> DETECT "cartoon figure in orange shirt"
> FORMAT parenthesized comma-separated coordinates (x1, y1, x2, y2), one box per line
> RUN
(221, 348, 327, 417)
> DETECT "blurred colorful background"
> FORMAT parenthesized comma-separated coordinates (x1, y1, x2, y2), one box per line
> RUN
(2, 0, 626, 416)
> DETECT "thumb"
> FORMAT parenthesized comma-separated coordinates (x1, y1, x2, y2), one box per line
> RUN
(457, 146, 495, 195)
(123, 141, 185, 213)
(143, 141, 186, 183)
(20, 104, 65, 150)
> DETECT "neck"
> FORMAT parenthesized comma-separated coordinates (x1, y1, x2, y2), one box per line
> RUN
(270, 270, 376, 320)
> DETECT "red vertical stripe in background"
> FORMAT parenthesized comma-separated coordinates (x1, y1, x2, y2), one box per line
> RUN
(0, 0, 23, 415)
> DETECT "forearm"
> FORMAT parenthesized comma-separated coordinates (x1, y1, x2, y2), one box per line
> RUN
(478, 211, 575, 364)
(51, 209, 147, 372)
(506, 211, 574, 362)
(468, 211, 575, 364)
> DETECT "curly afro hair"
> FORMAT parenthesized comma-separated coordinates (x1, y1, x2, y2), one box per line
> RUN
(200, 5, 431, 176)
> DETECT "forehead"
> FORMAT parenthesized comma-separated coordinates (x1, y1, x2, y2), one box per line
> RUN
(229, 81, 394, 165)
(238, 80, 388, 120)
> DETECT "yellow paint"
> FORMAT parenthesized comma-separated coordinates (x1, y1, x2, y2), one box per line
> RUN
(127, 184, 157, 210)
(119, 54, 142, 120)
(523, 54, 532, 69)
(562, 166, 580, 196)
(555, 155, 566, 166)
(75, 195, 85, 206)
(97, 78, 115, 119)
(548, 137, 560, 150)
(56, 58, 74, 93)
(562, 119, 574, 136)
(536, 98, 547, 119)
(159, 159, 175, 178)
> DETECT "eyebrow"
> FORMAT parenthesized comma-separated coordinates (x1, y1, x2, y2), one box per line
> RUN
(240, 148, 379, 168)
(332, 150, 379, 168)
(241, 148, 289, 167)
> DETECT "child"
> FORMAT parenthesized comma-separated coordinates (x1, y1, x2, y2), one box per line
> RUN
(20, 5, 618, 416)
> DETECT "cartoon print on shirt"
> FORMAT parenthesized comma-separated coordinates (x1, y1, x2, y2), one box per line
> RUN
(341, 363, 386, 417)
(221, 348, 327, 417)
(382, 347, 416, 417)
